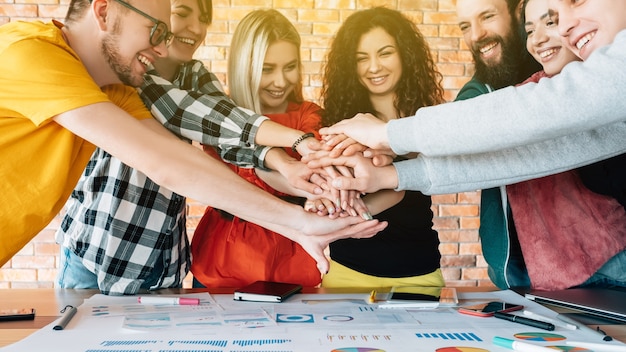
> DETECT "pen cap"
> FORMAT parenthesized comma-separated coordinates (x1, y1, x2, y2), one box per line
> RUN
(493, 336, 515, 349)
(179, 298, 200, 305)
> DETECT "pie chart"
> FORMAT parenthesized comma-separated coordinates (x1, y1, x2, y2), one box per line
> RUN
(546, 347, 591, 351)
(514, 332, 566, 341)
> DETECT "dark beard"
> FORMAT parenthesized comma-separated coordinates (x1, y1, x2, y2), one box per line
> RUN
(101, 21, 140, 87)
(471, 28, 526, 89)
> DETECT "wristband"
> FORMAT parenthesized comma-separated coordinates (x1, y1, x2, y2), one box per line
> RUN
(291, 132, 315, 153)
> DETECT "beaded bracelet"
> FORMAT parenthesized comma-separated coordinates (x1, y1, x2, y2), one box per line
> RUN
(291, 132, 315, 153)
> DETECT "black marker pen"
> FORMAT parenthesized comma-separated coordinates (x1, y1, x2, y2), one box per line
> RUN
(494, 311, 555, 331)
(53, 305, 77, 331)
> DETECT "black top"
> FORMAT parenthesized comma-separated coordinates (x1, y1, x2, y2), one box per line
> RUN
(329, 190, 440, 277)
(578, 153, 626, 210)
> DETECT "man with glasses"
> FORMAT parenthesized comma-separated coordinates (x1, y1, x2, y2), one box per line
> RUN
(112, 0, 174, 47)
(56, 0, 332, 295)
(55, 0, 193, 295)
(0, 0, 386, 277)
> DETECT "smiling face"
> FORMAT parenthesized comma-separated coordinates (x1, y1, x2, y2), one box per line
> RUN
(168, 0, 210, 63)
(524, 0, 579, 75)
(457, 0, 515, 68)
(258, 40, 299, 114)
(551, 0, 626, 60)
(457, 0, 526, 88)
(355, 27, 403, 100)
(101, 0, 170, 87)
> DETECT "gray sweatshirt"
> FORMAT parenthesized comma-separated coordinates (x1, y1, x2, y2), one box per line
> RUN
(389, 30, 626, 194)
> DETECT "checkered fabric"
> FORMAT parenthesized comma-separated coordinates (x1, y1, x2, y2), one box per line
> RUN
(56, 60, 270, 295)
(140, 60, 271, 168)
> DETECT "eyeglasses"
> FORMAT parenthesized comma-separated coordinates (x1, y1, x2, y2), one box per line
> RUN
(113, 0, 174, 46)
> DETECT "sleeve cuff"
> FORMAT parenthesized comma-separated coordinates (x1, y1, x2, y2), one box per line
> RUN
(393, 157, 431, 193)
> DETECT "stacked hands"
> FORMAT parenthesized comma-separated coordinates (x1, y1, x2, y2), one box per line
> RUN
(292, 113, 396, 219)
(252, 113, 401, 274)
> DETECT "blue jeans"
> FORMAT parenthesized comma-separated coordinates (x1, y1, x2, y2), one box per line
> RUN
(57, 247, 167, 291)
(57, 247, 99, 289)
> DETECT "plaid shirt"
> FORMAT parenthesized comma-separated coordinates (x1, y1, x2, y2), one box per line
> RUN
(56, 60, 270, 295)
(140, 61, 270, 167)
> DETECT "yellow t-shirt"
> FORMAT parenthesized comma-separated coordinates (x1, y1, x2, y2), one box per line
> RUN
(0, 21, 152, 266)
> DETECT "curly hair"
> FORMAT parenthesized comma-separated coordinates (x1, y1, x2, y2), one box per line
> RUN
(320, 7, 444, 127)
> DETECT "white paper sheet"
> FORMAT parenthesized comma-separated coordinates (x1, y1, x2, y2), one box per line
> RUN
(2, 290, 624, 352)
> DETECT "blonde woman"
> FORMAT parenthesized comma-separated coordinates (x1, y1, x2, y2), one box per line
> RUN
(191, 9, 326, 288)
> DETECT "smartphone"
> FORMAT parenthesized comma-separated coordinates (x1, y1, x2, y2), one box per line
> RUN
(378, 287, 458, 309)
(234, 281, 302, 303)
(381, 291, 441, 309)
(390, 292, 440, 301)
(0, 308, 36, 322)
(458, 301, 523, 317)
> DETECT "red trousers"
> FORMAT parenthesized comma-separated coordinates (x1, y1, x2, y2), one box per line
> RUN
(191, 194, 321, 288)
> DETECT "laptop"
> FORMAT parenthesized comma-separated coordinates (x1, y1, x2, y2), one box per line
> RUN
(525, 288, 626, 323)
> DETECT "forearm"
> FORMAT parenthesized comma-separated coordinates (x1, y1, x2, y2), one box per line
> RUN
(140, 74, 267, 152)
(361, 190, 404, 215)
(254, 120, 322, 159)
(263, 147, 295, 171)
(256, 120, 303, 148)
(54, 102, 307, 233)
(256, 168, 307, 197)
(261, 147, 323, 196)
(394, 122, 626, 194)
(256, 146, 306, 196)
(388, 33, 626, 156)
(163, 148, 304, 230)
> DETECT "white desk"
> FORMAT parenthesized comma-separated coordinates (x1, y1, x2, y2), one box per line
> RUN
(1, 288, 624, 350)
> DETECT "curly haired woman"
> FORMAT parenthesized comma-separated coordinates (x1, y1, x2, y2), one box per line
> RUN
(320, 7, 446, 288)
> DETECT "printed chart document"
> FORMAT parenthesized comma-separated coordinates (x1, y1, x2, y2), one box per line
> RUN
(3, 290, 625, 352)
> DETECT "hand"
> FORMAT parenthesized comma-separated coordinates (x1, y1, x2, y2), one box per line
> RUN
(363, 148, 396, 166)
(322, 164, 353, 213)
(306, 164, 344, 211)
(306, 152, 399, 193)
(321, 134, 367, 158)
(307, 169, 373, 219)
(309, 171, 332, 197)
(271, 154, 324, 196)
(284, 213, 387, 273)
(319, 113, 390, 150)
(350, 196, 372, 220)
(307, 168, 351, 217)
(285, 159, 324, 196)
(301, 150, 350, 204)
(304, 197, 337, 217)
(295, 136, 324, 157)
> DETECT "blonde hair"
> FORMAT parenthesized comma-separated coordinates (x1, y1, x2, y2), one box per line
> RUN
(227, 9, 303, 113)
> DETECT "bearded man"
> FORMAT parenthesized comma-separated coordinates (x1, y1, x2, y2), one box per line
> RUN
(455, 0, 541, 289)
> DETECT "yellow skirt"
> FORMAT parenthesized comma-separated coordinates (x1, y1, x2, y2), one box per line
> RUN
(321, 260, 444, 288)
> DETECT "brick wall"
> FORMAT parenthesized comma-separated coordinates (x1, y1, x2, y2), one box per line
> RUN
(0, 0, 495, 289)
